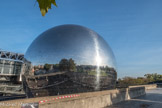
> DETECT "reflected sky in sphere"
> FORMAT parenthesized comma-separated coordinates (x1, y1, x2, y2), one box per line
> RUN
(24, 24, 117, 95)
(25, 24, 116, 69)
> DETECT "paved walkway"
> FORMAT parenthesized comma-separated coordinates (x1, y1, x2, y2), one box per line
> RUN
(107, 88, 162, 108)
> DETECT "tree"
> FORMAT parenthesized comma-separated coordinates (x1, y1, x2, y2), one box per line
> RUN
(59, 59, 69, 71)
(59, 58, 76, 72)
(44, 64, 51, 71)
(68, 58, 76, 72)
(117, 77, 148, 88)
(117, 73, 162, 88)
(144, 73, 161, 82)
(36, 0, 57, 16)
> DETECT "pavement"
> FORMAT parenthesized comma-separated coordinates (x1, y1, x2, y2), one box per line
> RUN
(107, 88, 162, 108)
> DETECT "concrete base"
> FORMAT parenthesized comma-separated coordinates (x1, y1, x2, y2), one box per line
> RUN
(40, 87, 145, 108)
(1, 84, 157, 108)
(129, 84, 157, 90)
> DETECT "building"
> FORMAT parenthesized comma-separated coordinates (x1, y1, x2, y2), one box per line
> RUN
(0, 50, 31, 95)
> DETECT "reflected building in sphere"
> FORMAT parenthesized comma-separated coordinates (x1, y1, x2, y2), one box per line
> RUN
(24, 24, 117, 97)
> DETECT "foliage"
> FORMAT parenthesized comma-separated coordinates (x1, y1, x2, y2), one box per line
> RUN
(68, 58, 77, 72)
(59, 59, 69, 71)
(44, 63, 51, 71)
(117, 73, 162, 88)
(59, 58, 76, 71)
(144, 73, 162, 82)
(36, 0, 57, 16)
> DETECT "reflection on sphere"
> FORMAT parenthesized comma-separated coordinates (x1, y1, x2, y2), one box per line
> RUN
(24, 24, 117, 98)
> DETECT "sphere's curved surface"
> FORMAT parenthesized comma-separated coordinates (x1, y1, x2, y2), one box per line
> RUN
(24, 24, 117, 97)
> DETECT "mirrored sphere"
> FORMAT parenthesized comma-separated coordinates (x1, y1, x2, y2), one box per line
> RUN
(24, 24, 117, 97)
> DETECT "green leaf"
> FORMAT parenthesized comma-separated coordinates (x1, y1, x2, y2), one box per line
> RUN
(36, 0, 57, 16)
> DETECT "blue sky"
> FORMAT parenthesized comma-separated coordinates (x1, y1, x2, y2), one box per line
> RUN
(0, 0, 162, 78)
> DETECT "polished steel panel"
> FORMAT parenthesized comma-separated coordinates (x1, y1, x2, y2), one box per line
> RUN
(24, 24, 117, 97)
